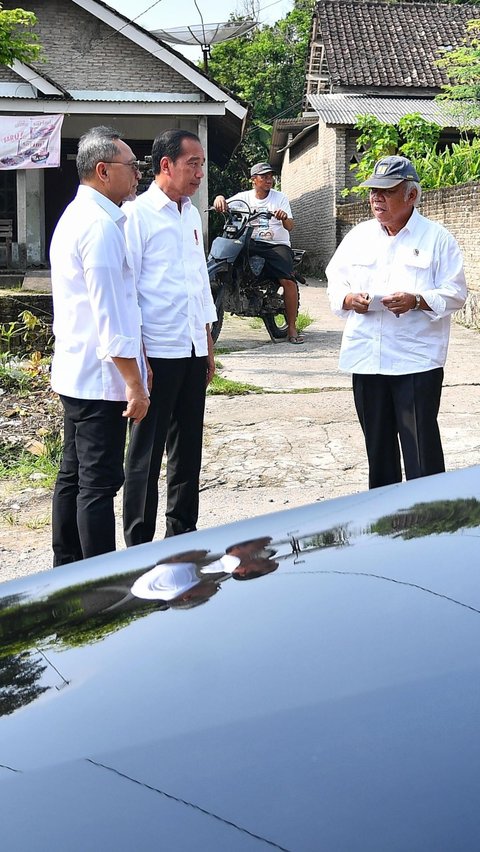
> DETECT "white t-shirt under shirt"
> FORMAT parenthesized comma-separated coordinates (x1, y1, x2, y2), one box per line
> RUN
(227, 188, 293, 246)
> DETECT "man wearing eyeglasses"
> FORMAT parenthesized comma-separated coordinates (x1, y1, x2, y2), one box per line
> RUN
(326, 155, 467, 489)
(213, 162, 304, 344)
(50, 126, 149, 566)
(122, 128, 216, 545)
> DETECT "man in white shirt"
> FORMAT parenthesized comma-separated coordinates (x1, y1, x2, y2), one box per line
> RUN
(213, 162, 304, 344)
(122, 129, 216, 545)
(326, 155, 467, 489)
(50, 126, 149, 566)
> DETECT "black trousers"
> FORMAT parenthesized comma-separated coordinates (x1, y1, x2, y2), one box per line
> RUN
(52, 396, 127, 566)
(250, 242, 295, 282)
(352, 369, 445, 489)
(123, 354, 207, 546)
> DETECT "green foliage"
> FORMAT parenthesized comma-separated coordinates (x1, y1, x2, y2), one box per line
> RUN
(371, 498, 480, 540)
(0, 310, 53, 356)
(207, 0, 315, 204)
(208, 1, 313, 125)
(437, 18, 480, 126)
(0, 4, 41, 65)
(0, 429, 62, 487)
(208, 373, 264, 395)
(345, 112, 480, 195)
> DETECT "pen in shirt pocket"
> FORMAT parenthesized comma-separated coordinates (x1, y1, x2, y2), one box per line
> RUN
(194, 229, 199, 245)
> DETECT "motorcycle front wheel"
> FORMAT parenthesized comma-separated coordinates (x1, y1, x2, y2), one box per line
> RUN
(262, 313, 289, 340)
(210, 275, 225, 344)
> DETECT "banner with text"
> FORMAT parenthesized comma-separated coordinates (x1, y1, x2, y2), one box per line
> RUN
(0, 114, 64, 170)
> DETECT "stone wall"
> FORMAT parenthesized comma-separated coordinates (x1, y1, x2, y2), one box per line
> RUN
(336, 182, 480, 328)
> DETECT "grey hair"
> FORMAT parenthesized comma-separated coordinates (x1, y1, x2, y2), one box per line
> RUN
(76, 126, 124, 181)
(404, 180, 422, 207)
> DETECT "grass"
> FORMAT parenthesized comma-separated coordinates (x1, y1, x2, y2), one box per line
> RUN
(296, 311, 313, 333)
(249, 310, 313, 332)
(0, 351, 52, 404)
(208, 374, 264, 395)
(0, 431, 63, 488)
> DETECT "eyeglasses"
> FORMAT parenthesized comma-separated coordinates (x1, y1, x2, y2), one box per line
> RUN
(103, 160, 141, 173)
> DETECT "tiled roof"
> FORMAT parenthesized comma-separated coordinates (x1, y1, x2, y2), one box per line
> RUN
(307, 93, 480, 127)
(315, 0, 480, 90)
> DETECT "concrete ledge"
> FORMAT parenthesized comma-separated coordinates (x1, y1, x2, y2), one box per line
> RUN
(21, 270, 51, 293)
(0, 273, 24, 289)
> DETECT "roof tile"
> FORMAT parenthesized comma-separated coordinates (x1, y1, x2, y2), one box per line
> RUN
(315, 0, 480, 90)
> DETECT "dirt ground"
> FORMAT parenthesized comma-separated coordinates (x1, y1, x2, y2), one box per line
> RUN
(2, 281, 480, 582)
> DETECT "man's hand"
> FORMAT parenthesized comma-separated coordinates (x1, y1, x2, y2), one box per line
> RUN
(123, 381, 150, 424)
(343, 292, 371, 314)
(382, 292, 416, 317)
(273, 209, 294, 232)
(213, 195, 228, 213)
(206, 325, 215, 386)
(146, 358, 153, 392)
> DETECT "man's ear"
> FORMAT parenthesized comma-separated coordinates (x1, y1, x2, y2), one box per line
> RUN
(96, 162, 109, 183)
(159, 155, 171, 174)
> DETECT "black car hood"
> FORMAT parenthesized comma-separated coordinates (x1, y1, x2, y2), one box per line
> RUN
(1, 467, 480, 851)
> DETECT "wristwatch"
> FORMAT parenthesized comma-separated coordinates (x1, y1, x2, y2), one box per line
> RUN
(413, 293, 421, 310)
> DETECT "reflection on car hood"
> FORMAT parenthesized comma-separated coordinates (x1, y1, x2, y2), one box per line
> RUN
(1, 466, 480, 851)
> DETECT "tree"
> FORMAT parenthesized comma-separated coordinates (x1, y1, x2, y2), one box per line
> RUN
(0, 3, 40, 65)
(207, 0, 314, 210)
(437, 18, 480, 126)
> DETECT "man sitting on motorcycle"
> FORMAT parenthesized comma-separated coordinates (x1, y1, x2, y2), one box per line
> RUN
(213, 162, 304, 345)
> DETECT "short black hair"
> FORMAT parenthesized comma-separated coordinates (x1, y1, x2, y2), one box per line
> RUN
(151, 129, 200, 174)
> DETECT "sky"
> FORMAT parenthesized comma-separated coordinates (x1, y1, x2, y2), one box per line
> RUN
(107, 0, 293, 61)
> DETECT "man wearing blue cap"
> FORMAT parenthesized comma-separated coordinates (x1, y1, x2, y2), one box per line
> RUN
(326, 155, 467, 488)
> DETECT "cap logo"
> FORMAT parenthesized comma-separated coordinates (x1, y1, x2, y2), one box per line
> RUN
(376, 164, 388, 174)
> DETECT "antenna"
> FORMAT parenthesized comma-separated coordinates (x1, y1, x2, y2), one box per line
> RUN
(151, 19, 257, 74)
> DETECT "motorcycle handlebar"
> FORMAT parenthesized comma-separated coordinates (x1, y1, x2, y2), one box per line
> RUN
(206, 205, 274, 221)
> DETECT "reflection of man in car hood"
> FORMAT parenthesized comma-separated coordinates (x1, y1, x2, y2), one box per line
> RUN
(131, 554, 240, 601)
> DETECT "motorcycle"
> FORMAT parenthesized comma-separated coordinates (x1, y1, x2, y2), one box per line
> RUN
(207, 200, 305, 344)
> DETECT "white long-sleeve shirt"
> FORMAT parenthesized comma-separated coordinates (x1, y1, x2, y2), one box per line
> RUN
(326, 208, 467, 375)
(50, 185, 144, 401)
(123, 183, 217, 359)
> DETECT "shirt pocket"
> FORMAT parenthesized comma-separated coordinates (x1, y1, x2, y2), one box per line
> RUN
(395, 246, 432, 290)
(349, 251, 377, 291)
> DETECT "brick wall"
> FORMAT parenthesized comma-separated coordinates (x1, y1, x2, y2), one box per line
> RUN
(336, 182, 480, 328)
(281, 123, 341, 274)
(0, 0, 199, 94)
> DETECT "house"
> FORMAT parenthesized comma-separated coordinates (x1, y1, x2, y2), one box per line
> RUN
(271, 0, 480, 273)
(0, 0, 248, 268)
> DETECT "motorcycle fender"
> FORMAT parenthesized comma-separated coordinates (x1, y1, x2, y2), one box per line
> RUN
(207, 259, 229, 277)
(208, 236, 244, 263)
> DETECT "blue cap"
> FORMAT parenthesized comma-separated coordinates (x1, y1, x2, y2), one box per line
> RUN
(360, 155, 419, 188)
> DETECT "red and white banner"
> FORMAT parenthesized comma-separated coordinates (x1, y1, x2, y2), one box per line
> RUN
(0, 114, 63, 170)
